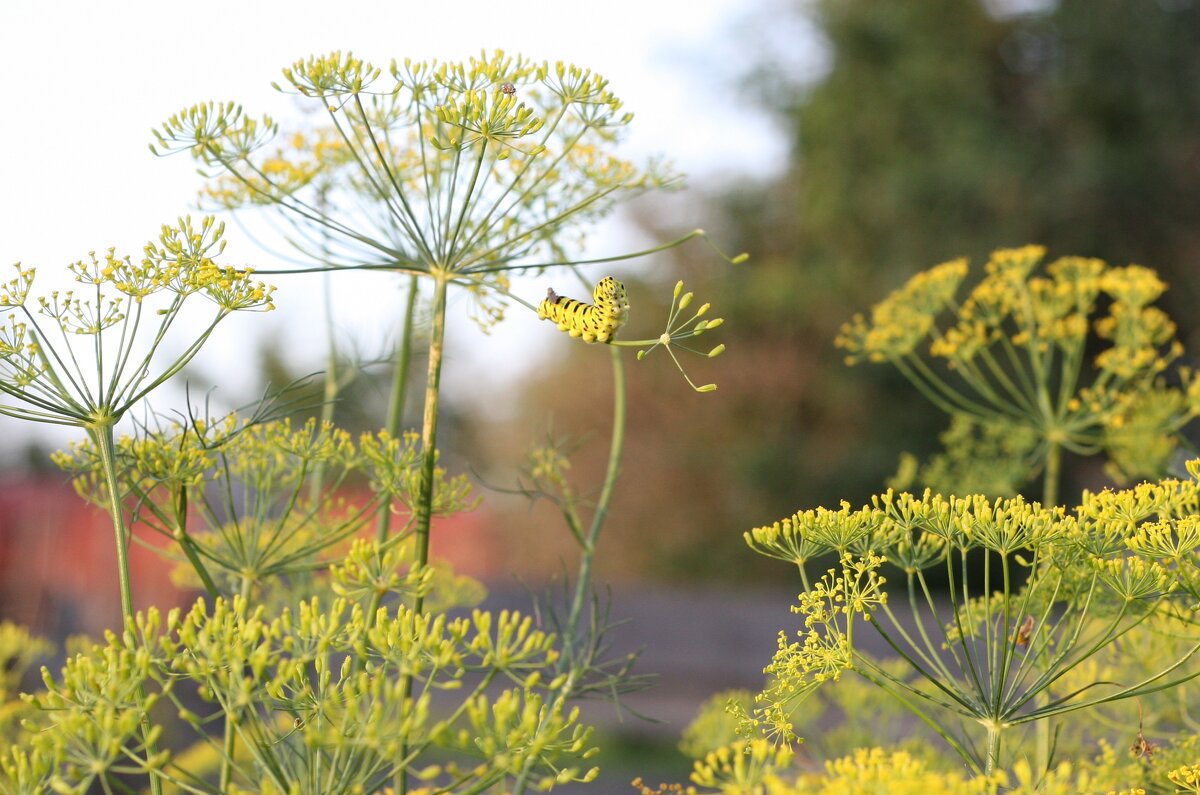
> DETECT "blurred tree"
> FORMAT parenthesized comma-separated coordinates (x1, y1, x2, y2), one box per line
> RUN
(467, 0, 1200, 583)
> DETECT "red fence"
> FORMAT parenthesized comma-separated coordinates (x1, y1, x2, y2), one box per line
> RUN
(0, 476, 502, 636)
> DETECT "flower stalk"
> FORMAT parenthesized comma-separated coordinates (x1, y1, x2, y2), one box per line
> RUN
(90, 421, 134, 629)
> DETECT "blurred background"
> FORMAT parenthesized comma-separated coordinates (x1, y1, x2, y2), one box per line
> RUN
(3, 0, 1200, 786)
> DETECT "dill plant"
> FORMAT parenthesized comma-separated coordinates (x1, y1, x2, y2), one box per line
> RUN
(149, 48, 735, 592)
(0, 217, 273, 795)
(652, 468, 1200, 792)
(743, 481, 1200, 775)
(0, 218, 274, 624)
(714, 249, 1200, 786)
(834, 246, 1200, 775)
(1, 51, 737, 794)
(837, 245, 1200, 503)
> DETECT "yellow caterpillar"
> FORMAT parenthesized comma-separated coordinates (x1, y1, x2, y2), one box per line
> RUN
(537, 276, 629, 344)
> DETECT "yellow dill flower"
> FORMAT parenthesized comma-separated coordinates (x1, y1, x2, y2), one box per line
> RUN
(1100, 264, 1166, 308)
(836, 258, 968, 363)
(690, 739, 792, 792)
(840, 245, 1197, 495)
(1169, 764, 1200, 792)
(984, 244, 1045, 279)
(793, 747, 1003, 795)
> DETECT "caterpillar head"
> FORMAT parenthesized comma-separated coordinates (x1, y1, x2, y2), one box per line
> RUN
(593, 276, 629, 316)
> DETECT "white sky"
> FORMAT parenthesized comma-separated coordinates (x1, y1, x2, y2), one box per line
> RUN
(0, 0, 804, 457)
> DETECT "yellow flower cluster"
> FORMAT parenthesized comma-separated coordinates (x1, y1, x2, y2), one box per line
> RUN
(0, 218, 276, 431)
(22, 594, 593, 794)
(798, 748, 1002, 795)
(837, 258, 968, 363)
(838, 245, 1200, 491)
(152, 50, 662, 284)
(1169, 764, 1200, 793)
(668, 742, 1162, 795)
(749, 489, 1071, 566)
(740, 459, 1200, 776)
(755, 465, 1200, 594)
(53, 415, 477, 603)
(689, 739, 792, 794)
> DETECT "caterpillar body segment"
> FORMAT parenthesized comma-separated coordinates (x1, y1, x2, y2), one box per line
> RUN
(537, 276, 629, 344)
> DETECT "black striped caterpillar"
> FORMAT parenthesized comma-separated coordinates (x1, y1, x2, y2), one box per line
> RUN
(537, 276, 629, 344)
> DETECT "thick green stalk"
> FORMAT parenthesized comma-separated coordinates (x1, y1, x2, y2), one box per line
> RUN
(398, 274, 448, 795)
(412, 274, 449, 614)
(1043, 440, 1061, 508)
(91, 421, 165, 795)
(92, 422, 134, 624)
(985, 720, 1002, 776)
(220, 714, 236, 792)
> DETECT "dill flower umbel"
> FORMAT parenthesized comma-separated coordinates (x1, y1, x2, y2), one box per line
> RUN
(743, 463, 1200, 776)
(838, 246, 1200, 498)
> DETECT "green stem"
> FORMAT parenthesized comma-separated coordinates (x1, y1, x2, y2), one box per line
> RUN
(219, 711, 236, 792)
(413, 274, 449, 611)
(985, 720, 1003, 776)
(563, 345, 626, 658)
(398, 274, 448, 795)
(1043, 440, 1061, 508)
(90, 421, 165, 795)
(1035, 440, 1061, 779)
(92, 422, 134, 623)
(171, 486, 219, 598)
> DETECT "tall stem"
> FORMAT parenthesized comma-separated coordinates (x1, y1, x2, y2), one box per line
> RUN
(220, 713, 237, 792)
(1035, 439, 1062, 777)
(398, 275, 448, 795)
(1043, 440, 1061, 508)
(985, 721, 1002, 776)
(91, 421, 165, 795)
(412, 274, 449, 615)
(92, 422, 134, 624)
(563, 345, 626, 658)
